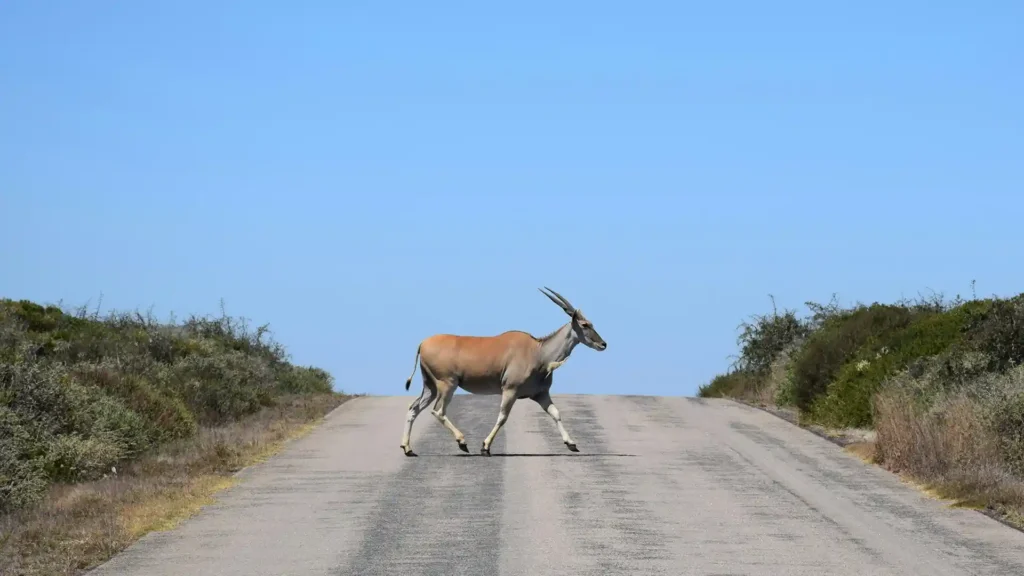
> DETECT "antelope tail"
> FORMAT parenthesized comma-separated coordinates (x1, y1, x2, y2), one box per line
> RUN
(405, 343, 421, 391)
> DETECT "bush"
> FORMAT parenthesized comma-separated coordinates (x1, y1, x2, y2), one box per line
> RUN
(963, 365, 1024, 476)
(1, 362, 88, 440)
(706, 288, 1024, 525)
(697, 370, 758, 399)
(790, 303, 915, 414)
(698, 296, 810, 401)
(734, 297, 810, 375)
(0, 297, 338, 514)
(873, 362, 1024, 515)
(85, 394, 153, 460)
(170, 350, 277, 422)
(277, 365, 335, 394)
(874, 385, 1000, 485)
(73, 363, 197, 442)
(0, 407, 48, 513)
(960, 294, 1024, 372)
(992, 390, 1024, 475)
(808, 301, 987, 427)
(41, 434, 122, 483)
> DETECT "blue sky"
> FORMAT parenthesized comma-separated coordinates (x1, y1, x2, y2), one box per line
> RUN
(2, 1, 1022, 397)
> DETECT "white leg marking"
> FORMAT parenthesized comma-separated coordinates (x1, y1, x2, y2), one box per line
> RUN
(545, 360, 565, 378)
(401, 390, 435, 453)
(534, 392, 575, 447)
(482, 389, 518, 452)
(431, 388, 466, 445)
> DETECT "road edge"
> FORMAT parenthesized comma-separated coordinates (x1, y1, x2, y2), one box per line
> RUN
(725, 397, 1024, 536)
(230, 395, 364, 485)
(83, 394, 364, 575)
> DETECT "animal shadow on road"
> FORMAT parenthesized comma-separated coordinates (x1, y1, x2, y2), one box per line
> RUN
(415, 452, 638, 458)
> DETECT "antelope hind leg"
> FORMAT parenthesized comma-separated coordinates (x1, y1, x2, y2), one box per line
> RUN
(400, 386, 436, 457)
(431, 381, 469, 452)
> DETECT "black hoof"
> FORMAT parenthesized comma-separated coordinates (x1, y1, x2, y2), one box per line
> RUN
(402, 447, 418, 457)
(481, 445, 491, 456)
(565, 442, 579, 452)
(458, 441, 469, 453)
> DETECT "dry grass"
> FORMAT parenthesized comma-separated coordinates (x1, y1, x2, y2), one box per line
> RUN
(873, 387, 1024, 525)
(753, 348, 792, 406)
(843, 441, 878, 464)
(0, 393, 349, 576)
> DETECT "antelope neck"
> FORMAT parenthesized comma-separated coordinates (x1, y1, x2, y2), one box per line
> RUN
(539, 322, 579, 366)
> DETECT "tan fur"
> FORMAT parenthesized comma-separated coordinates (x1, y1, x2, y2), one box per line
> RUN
(419, 331, 543, 395)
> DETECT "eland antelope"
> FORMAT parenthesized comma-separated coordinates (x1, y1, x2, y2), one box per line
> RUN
(399, 287, 607, 457)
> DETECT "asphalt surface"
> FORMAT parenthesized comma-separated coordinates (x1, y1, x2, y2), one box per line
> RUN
(90, 394, 1024, 575)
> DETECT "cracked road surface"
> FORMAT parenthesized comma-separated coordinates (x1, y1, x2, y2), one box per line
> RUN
(90, 395, 1024, 575)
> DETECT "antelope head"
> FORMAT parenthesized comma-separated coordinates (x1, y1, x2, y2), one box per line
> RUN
(539, 286, 608, 351)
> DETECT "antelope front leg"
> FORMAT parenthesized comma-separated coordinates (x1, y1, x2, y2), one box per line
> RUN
(533, 391, 578, 452)
(545, 360, 565, 378)
(481, 388, 517, 456)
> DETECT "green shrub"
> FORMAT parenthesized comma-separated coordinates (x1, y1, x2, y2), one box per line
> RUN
(790, 303, 916, 414)
(41, 434, 122, 483)
(0, 362, 88, 439)
(3, 300, 68, 333)
(170, 350, 277, 423)
(85, 394, 153, 460)
(809, 301, 987, 427)
(0, 407, 48, 513)
(734, 299, 810, 375)
(277, 365, 334, 394)
(0, 296, 338, 514)
(698, 296, 811, 402)
(773, 356, 801, 406)
(697, 370, 760, 399)
(960, 294, 1024, 372)
(770, 344, 802, 403)
(73, 363, 197, 442)
(991, 390, 1024, 475)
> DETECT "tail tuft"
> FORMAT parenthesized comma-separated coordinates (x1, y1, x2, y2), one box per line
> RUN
(405, 343, 422, 391)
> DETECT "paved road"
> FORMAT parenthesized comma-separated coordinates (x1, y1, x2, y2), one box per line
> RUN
(91, 394, 1024, 575)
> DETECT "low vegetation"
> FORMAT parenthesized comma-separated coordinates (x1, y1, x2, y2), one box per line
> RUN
(0, 297, 348, 575)
(699, 285, 1024, 528)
